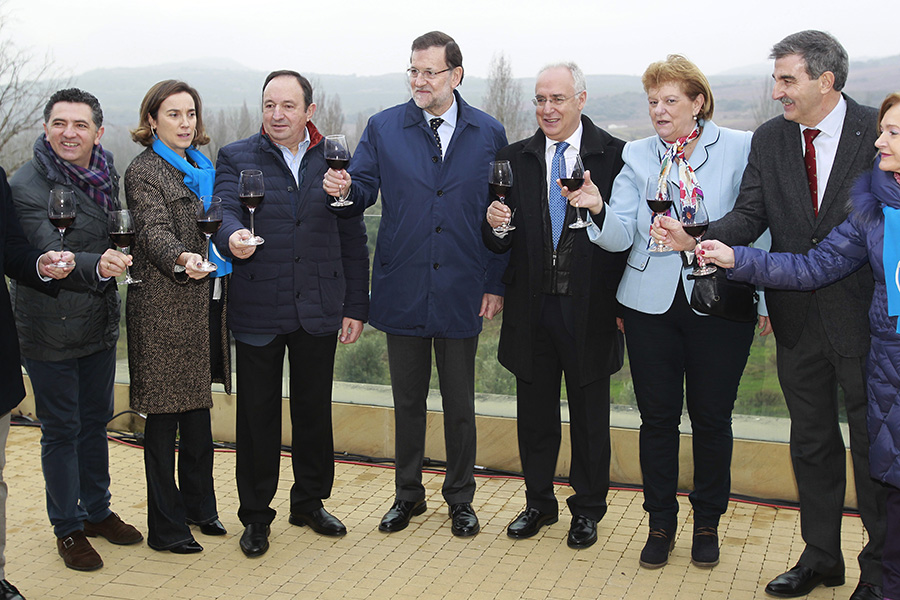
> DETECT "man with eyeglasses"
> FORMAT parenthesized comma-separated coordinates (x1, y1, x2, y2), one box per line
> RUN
(483, 63, 626, 549)
(323, 31, 507, 537)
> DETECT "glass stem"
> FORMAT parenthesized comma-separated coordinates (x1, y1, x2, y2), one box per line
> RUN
(249, 209, 256, 237)
(59, 229, 65, 253)
(122, 248, 131, 280)
(204, 234, 211, 263)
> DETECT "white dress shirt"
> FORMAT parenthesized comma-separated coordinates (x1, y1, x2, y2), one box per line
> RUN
(423, 96, 458, 159)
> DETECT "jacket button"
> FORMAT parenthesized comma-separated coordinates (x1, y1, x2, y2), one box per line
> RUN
(433, 263, 440, 270)
(296, 220, 301, 226)
(811, 237, 820, 246)
(432, 156, 439, 163)
(294, 256, 301, 262)
(288, 186, 294, 191)
(437, 190, 444, 197)
(435, 226, 442, 233)
(296, 292, 301, 299)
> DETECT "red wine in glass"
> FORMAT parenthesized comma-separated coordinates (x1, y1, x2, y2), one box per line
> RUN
(48, 188, 77, 267)
(681, 194, 715, 275)
(195, 196, 222, 272)
(238, 170, 265, 245)
(489, 183, 511, 198)
(565, 154, 589, 229)
(489, 160, 515, 232)
(683, 223, 708, 238)
(50, 216, 75, 229)
(107, 209, 140, 284)
(326, 158, 350, 171)
(196, 218, 222, 235)
(325, 135, 353, 207)
(645, 178, 674, 252)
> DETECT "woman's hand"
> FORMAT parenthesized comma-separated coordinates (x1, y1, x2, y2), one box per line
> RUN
(178, 252, 209, 280)
(562, 170, 604, 215)
(697, 239, 735, 269)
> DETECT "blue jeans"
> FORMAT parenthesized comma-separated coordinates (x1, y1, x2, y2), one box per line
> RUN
(24, 347, 116, 538)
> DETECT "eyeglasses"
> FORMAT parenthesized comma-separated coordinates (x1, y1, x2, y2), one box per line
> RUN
(407, 67, 452, 81)
(531, 93, 583, 107)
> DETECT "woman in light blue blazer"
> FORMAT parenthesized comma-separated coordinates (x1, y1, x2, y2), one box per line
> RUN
(574, 55, 766, 571)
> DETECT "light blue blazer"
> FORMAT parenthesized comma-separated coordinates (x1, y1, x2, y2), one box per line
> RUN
(588, 120, 769, 315)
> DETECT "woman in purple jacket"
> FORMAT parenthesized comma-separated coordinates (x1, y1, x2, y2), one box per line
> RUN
(699, 92, 900, 600)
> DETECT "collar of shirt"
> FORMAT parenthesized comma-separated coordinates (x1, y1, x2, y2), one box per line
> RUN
(273, 126, 311, 186)
(423, 96, 458, 158)
(544, 122, 584, 184)
(800, 95, 847, 208)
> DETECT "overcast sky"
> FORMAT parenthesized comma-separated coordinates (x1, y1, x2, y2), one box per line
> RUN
(3, 0, 890, 80)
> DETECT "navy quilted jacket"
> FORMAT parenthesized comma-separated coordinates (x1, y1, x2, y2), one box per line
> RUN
(729, 162, 900, 487)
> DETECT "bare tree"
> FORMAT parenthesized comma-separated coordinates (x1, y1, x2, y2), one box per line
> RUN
(205, 102, 256, 161)
(315, 88, 345, 137)
(483, 52, 529, 143)
(0, 5, 68, 170)
(751, 76, 780, 130)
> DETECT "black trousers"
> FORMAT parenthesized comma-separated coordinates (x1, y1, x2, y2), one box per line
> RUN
(516, 295, 612, 521)
(623, 290, 754, 530)
(235, 328, 338, 526)
(778, 297, 886, 584)
(386, 334, 477, 505)
(144, 409, 217, 549)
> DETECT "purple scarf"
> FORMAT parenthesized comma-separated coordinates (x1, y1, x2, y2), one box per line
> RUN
(43, 136, 114, 211)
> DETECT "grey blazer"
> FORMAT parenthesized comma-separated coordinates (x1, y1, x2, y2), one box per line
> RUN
(708, 95, 877, 356)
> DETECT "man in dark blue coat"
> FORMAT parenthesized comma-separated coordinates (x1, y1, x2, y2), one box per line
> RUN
(1, 165, 74, 600)
(324, 31, 507, 537)
(214, 71, 369, 558)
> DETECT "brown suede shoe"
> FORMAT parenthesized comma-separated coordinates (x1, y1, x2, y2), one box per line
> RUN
(83, 512, 143, 545)
(57, 530, 103, 571)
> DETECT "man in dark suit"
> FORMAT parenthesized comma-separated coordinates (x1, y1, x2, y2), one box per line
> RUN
(1, 166, 74, 600)
(213, 71, 369, 557)
(483, 62, 626, 549)
(659, 31, 885, 600)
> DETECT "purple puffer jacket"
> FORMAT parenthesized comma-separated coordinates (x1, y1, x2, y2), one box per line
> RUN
(729, 161, 900, 488)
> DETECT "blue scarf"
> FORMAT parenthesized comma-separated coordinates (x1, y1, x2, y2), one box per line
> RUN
(878, 159, 900, 333)
(152, 139, 231, 276)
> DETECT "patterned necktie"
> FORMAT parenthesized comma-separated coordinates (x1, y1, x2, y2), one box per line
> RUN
(430, 118, 444, 155)
(549, 141, 569, 249)
(803, 128, 821, 215)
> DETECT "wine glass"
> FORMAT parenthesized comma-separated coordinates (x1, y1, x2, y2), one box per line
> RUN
(325, 135, 352, 207)
(681, 192, 715, 275)
(195, 196, 222, 272)
(47, 188, 76, 267)
(489, 160, 514, 233)
(645, 178, 673, 252)
(238, 170, 265, 246)
(107, 209, 141, 285)
(563, 154, 588, 229)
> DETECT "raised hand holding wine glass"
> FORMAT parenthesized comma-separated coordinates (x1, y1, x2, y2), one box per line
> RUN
(561, 154, 588, 229)
(108, 209, 141, 285)
(489, 160, 515, 233)
(645, 177, 674, 252)
(48, 188, 77, 267)
(681, 191, 715, 275)
(325, 135, 353, 207)
(238, 169, 265, 246)
(195, 196, 222, 272)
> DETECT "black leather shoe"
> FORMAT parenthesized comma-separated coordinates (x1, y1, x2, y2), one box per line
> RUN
(764, 564, 844, 598)
(239, 523, 270, 558)
(639, 528, 675, 569)
(849, 582, 883, 600)
(168, 540, 203, 554)
(506, 507, 558, 539)
(691, 525, 719, 568)
(448, 503, 480, 537)
(289, 508, 347, 537)
(567, 515, 597, 549)
(379, 499, 427, 533)
(197, 519, 227, 536)
(0, 579, 25, 600)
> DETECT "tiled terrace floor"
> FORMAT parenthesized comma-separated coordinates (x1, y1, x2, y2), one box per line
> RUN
(4, 423, 869, 599)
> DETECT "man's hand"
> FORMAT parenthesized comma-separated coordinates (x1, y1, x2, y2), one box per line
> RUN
(563, 170, 604, 215)
(98, 248, 131, 278)
(323, 169, 352, 198)
(652, 215, 697, 251)
(757, 315, 773, 337)
(340, 318, 363, 344)
(479, 293, 504, 320)
(38, 251, 75, 279)
(486, 201, 512, 230)
(229, 230, 256, 260)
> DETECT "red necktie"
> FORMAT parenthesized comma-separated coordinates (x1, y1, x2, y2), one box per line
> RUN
(803, 128, 821, 215)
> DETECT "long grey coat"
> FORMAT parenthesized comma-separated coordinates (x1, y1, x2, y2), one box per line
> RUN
(124, 148, 230, 414)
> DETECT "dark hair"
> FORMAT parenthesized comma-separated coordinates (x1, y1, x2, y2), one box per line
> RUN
(642, 54, 715, 121)
(262, 70, 313, 108)
(43, 88, 103, 127)
(879, 92, 900, 129)
(411, 31, 464, 84)
(130, 80, 209, 147)
(770, 30, 849, 91)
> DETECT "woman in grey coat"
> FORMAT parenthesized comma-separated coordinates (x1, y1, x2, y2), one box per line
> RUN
(125, 80, 230, 553)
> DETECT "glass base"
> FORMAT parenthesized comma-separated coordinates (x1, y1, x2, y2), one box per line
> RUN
(196, 261, 218, 272)
(330, 197, 353, 207)
(569, 220, 589, 229)
(692, 264, 718, 276)
(493, 223, 515, 233)
(119, 277, 142, 286)
(647, 241, 673, 253)
(53, 259, 76, 268)
(240, 236, 265, 246)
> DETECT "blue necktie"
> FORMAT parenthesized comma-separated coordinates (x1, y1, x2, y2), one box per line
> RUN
(549, 142, 569, 249)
